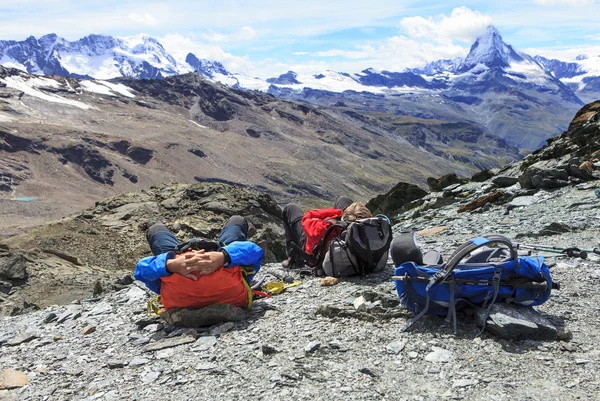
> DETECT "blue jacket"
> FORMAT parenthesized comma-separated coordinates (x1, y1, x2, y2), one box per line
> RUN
(134, 241, 264, 294)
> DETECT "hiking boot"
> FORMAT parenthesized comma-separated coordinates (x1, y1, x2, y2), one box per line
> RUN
(281, 258, 304, 270)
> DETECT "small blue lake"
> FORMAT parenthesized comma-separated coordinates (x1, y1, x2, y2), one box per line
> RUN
(14, 196, 38, 201)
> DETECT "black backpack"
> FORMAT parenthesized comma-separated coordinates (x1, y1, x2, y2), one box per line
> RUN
(296, 216, 392, 276)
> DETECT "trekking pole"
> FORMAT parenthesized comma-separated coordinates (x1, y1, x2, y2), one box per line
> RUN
(514, 243, 588, 259)
(522, 244, 600, 256)
(581, 248, 600, 256)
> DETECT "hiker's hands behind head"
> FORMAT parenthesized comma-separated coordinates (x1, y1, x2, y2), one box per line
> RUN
(166, 256, 198, 281)
(184, 250, 224, 276)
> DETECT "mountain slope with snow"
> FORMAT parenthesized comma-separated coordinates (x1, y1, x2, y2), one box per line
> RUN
(261, 26, 586, 149)
(1, 29, 599, 149)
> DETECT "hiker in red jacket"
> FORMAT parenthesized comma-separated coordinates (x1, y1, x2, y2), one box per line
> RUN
(281, 196, 354, 269)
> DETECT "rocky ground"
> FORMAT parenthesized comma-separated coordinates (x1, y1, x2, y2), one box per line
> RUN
(1, 178, 599, 400)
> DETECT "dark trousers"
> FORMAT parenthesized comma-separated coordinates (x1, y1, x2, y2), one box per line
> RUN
(282, 196, 352, 263)
(146, 216, 249, 256)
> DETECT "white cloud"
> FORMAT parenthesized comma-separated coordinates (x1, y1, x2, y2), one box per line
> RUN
(400, 6, 493, 44)
(128, 12, 158, 27)
(303, 7, 489, 74)
(158, 33, 255, 75)
(532, 0, 595, 6)
(200, 26, 257, 43)
(525, 45, 600, 60)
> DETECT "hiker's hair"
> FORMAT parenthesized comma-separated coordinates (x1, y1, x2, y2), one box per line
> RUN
(342, 202, 371, 222)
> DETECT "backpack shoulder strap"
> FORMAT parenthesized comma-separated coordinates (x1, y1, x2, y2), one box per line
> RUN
(436, 234, 518, 282)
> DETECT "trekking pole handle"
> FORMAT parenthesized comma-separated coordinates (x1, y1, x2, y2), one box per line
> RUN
(437, 235, 518, 283)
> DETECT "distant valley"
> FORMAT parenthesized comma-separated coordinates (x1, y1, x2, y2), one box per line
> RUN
(0, 67, 518, 236)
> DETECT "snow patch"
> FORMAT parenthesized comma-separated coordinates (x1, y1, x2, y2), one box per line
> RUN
(101, 81, 136, 98)
(0, 56, 27, 72)
(506, 60, 554, 86)
(79, 80, 135, 98)
(0, 76, 93, 110)
(189, 120, 208, 128)
(80, 80, 116, 96)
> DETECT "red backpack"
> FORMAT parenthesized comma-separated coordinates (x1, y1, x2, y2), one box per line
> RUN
(160, 263, 252, 310)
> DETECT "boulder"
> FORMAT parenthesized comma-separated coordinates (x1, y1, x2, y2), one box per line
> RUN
(518, 159, 570, 190)
(0, 253, 27, 281)
(160, 303, 247, 327)
(475, 303, 558, 340)
(492, 176, 519, 188)
(426, 173, 468, 192)
(471, 169, 496, 182)
(366, 182, 427, 218)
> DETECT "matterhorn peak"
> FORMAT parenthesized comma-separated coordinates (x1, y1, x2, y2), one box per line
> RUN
(461, 25, 524, 71)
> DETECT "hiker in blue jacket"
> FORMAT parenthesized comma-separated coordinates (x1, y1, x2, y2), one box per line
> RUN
(135, 216, 264, 294)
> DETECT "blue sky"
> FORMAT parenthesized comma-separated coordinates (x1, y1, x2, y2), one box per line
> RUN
(1, 0, 599, 77)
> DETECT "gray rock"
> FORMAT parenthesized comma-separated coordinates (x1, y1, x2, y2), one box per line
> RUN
(0, 280, 12, 294)
(209, 322, 235, 336)
(305, 341, 321, 353)
(386, 340, 407, 355)
(453, 379, 479, 388)
(89, 302, 112, 316)
(424, 347, 454, 363)
(129, 357, 149, 367)
(106, 360, 125, 369)
(493, 176, 519, 188)
(519, 159, 570, 190)
(125, 287, 147, 304)
(193, 336, 217, 351)
(142, 335, 196, 352)
(6, 333, 37, 346)
(135, 316, 160, 329)
(508, 196, 536, 207)
(0, 253, 27, 280)
(129, 333, 150, 346)
(475, 303, 558, 340)
(353, 296, 367, 311)
(261, 344, 279, 355)
(143, 324, 163, 333)
(142, 371, 160, 384)
(196, 362, 218, 371)
(43, 313, 57, 324)
(161, 304, 246, 327)
(56, 307, 80, 324)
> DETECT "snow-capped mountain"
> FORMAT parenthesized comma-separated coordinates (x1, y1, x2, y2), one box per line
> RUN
(0, 34, 186, 79)
(184, 52, 238, 87)
(261, 26, 586, 149)
(460, 26, 524, 70)
(534, 54, 600, 103)
(1, 28, 599, 150)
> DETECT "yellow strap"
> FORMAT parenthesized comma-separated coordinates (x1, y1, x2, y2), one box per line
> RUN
(261, 280, 302, 295)
(146, 295, 163, 316)
(240, 266, 254, 309)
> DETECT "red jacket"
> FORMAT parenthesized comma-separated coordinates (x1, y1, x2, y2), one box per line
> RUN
(302, 207, 343, 254)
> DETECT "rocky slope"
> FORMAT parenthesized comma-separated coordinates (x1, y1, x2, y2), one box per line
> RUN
(0, 66, 519, 237)
(1, 99, 600, 400)
(0, 181, 286, 316)
(1, 166, 599, 400)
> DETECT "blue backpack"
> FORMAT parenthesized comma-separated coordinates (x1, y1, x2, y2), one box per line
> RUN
(393, 234, 555, 333)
